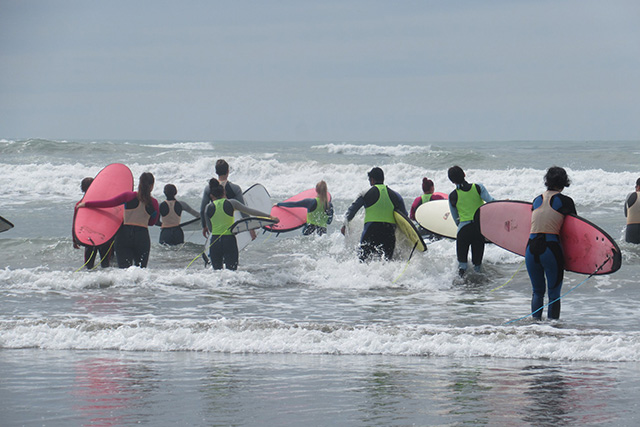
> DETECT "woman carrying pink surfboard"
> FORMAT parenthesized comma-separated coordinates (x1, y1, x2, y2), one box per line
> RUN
(526, 166, 576, 321)
(78, 172, 159, 269)
(275, 181, 334, 236)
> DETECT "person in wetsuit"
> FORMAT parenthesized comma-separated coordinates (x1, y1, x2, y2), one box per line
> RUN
(200, 159, 248, 238)
(158, 184, 199, 245)
(276, 180, 334, 235)
(624, 178, 640, 244)
(409, 177, 446, 220)
(341, 167, 407, 262)
(526, 166, 576, 321)
(448, 166, 494, 276)
(78, 172, 159, 268)
(73, 177, 115, 269)
(205, 178, 278, 270)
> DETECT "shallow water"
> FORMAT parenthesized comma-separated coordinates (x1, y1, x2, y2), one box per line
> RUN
(2, 139, 640, 425)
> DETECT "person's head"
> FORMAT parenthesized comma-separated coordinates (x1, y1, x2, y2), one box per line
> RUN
(544, 166, 571, 191)
(164, 184, 177, 200)
(635, 177, 640, 190)
(138, 172, 155, 205)
(422, 177, 434, 194)
(316, 180, 329, 208)
(368, 167, 384, 185)
(80, 177, 93, 193)
(448, 166, 465, 185)
(215, 159, 229, 177)
(209, 178, 225, 199)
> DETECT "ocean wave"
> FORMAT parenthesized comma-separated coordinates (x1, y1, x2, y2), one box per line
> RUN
(1, 318, 638, 362)
(313, 143, 433, 156)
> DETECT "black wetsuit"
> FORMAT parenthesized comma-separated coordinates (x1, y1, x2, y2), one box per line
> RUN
(344, 185, 407, 262)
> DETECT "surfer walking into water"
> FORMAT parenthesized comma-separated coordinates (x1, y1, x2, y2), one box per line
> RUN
(409, 177, 445, 220)
(200, 159, 254, 239)
(276, 180, 334, 236)
(74, 177, 115, 268)
(158, 184, 200, 245)
(624, 178, 640, 244)
(78, 172, 159, 268)
(205, 178, 278, 270)
(526, 166, 576, 320)
(341, 167, 407, 262)
(448, 166, 494, 276)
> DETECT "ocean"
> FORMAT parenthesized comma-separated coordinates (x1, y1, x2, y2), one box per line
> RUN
(1, 138, 640, 426)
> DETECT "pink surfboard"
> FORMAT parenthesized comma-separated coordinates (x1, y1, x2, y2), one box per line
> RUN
(73, 163, 134, 246)
(477, 201, 621, 275)
(265, 188, 332, 233)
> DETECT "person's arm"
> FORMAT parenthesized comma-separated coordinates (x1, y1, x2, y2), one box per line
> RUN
(326, 202, 334, 225)
(147, 198, 160, 226)
(200, 187, 210, 230)
(409, 197, 421, 220)
(476, 183, 495, 203)
(204, 203, 215, 233)
(228, 199, 272, 218)
(448, 190, 460, 225)
(344, 192, 366, 223)
(83, 191, 136, 208)
(388, 188, 408, 216)
(277, 198, 316, 210)
(179, 200, 200, 218)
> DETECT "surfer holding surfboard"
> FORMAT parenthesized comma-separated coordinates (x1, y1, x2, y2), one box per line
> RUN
(78, 172, 159, 269)
(624, 177, 640, 244)
(526, 167, 576, 320)
(448, 166, 495, 276)
(409, 178, 446, 220)
(205, 178, 279, 270)
(275, 181, 334, 236)
(340, 167, 408, 262)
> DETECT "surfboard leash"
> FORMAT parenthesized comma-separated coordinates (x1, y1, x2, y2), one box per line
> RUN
(186, 232, 226, 269)
(489, 260, 525, 292)
(392, 242, 418, 284)
(74, 248, 96, 273)
(89, 239, 116, 271)
(503, 254, 613, 325)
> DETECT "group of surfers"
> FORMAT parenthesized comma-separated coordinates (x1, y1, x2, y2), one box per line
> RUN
(75, 159, 640, 322)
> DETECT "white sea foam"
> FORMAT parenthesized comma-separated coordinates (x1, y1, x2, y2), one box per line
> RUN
(313, 143, 433, 156)
(1, 316, 638, 362)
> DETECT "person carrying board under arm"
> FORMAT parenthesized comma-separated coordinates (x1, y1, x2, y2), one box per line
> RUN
(624, 178, 640, 244)
(526, 166, 576, 320)
(341, 167, 407, 262)
(447, 166, 494, 277)
(205, 178, 278, 271)
(276, 180, 334, 236)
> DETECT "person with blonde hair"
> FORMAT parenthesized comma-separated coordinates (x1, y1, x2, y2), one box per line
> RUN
(276, 180, 334, 235)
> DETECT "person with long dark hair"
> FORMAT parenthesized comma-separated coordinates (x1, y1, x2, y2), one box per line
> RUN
(526, 166, 576, 320)
(78, 172, 159, 268)
(276, 180, 334, 235)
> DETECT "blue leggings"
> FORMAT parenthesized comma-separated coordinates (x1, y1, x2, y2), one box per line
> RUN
(525, 235, 564, 319)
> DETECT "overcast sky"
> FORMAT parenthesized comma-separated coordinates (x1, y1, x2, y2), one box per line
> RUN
(1, 1, 639, 142)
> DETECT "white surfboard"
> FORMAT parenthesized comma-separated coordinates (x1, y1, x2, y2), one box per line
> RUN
(414, 199, 457, 239)
(234, 184, 273, 251)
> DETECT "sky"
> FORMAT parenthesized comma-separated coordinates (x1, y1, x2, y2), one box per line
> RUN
(1, 0, 639, 142)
